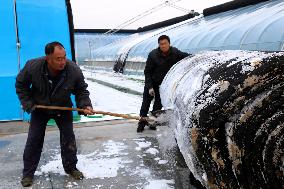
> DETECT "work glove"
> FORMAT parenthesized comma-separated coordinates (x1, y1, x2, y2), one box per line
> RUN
(149, 88, 155, 96)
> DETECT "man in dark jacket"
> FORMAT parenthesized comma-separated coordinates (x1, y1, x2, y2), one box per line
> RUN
(15, 42, 94, 187)
(137, 35, 189, 132)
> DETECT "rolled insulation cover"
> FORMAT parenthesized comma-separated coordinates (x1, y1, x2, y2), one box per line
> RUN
(160, 50, 284, 189)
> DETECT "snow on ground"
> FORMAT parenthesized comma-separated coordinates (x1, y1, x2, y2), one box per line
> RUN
(145, 180, 174, 189)
(158, 160, 169, 165)
(35, 140, 129, 179)
(86, 79, 142, 114)
(79, 115, 124, 122)
(34, 138, 174, 188)
(47, 68, 175, 188)
(81, 68, 156, 117)
(145, 148, 159, 155)
(134, 139, 152, 151)
(83, 69, 144, 93)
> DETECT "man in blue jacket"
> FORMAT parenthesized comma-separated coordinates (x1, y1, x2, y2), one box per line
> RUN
(16, 42, 94, 187)
(137, 35, 189, 132)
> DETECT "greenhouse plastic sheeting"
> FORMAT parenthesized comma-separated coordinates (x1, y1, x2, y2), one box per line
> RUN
(75, 33, 130, 63)
(128, 0, 284, 61)
(91, 0, 284, 64)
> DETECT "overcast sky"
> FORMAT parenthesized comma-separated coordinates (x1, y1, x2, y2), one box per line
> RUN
(70, 0, 232, 29)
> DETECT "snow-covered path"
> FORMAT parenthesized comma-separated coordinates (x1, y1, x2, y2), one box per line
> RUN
(83, 69, 145, 93)
(86, 80, 142, 114)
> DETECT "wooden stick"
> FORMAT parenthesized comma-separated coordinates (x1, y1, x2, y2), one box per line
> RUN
(36, 105, 84, 112)
(35, 105, 151, 121)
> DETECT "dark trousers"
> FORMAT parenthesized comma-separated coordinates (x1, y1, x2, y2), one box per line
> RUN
(23, 110, 77, 178)
(139, 85, 163, 117)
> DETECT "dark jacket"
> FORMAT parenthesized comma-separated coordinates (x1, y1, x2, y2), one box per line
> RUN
(144, 47, 189, 88)
(15, 57, 92, 113)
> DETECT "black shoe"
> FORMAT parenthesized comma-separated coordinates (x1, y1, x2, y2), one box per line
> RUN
(137, 121, 146, 133)
(21, 177, 33, 187)
(151, 110, 165, 117)
(66, 168, 84, 180)
(149, 120, 163, 130)
(149, 124, 157, 130)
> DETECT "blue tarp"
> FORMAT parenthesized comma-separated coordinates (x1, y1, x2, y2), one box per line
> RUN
(0, 0, 73, 121)
(0, 0, 21, 121)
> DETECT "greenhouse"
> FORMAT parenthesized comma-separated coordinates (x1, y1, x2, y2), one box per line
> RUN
(89, 0, 284, 75)
(75, 29, 132, 63)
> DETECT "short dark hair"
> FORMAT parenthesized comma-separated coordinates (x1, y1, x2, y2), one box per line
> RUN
(45, 41, 65, 55)
(158, 35, 170, 43)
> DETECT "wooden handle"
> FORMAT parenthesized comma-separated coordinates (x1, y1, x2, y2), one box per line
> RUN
(35, 105, 142, 121)
(36, 105, 84, 112)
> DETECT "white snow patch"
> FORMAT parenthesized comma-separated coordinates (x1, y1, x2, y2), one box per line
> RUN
(66, 182, 73, 188)
(133, 138, 145, 141)
(144, 179, 174, 189)
(145, 148, 159, 155)
(130, 167, 151, 178)
(79, 115, 123, 122)
(86, 79, 142, 114)
(98, 140, 127, 157)
(80, 157, 126, 178)
(83, 70, 144, 93)
(36, 140, 130, 179)
(241, 64, 255, 73)
(158, 160, 168, 165)
(135, 141, 152, 151)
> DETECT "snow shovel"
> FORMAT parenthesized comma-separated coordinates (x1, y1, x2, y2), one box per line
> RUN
(35, 105, 156, 123)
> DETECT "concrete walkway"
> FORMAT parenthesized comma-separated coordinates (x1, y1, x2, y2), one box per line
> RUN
(0, 120, 195, 189)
